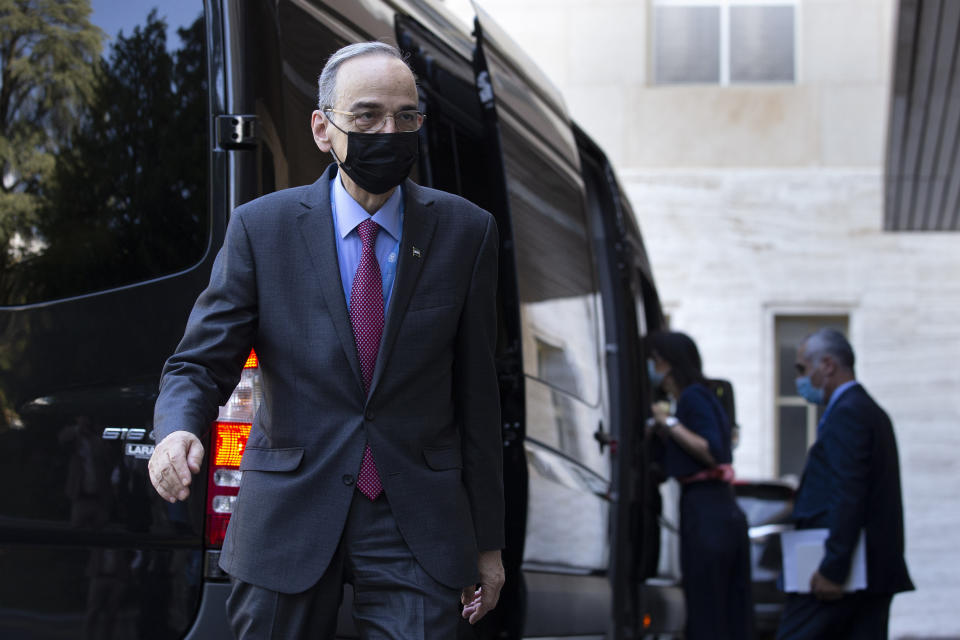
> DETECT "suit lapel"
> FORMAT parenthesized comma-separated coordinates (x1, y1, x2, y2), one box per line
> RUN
(368, 180, 438, 397)
(796, 383, 862, 500)
(296, 167, 364, 392)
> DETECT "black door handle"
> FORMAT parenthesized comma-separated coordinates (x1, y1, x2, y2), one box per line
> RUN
(594, 420, 618, 454)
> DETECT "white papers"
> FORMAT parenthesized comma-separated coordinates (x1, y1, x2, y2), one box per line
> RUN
(780, 528, 867, 593)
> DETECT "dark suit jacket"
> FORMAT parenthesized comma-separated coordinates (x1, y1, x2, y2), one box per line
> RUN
(791, 383, 913, 594)
(153, 165, 504, 593)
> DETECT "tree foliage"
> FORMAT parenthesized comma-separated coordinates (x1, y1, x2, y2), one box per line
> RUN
(0, 0, 103, 263)
(0, 6, 208, 304)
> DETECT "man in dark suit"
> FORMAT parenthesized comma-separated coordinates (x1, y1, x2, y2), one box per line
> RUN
(148, 42, 504, 638)
(777, 328, 913, 639)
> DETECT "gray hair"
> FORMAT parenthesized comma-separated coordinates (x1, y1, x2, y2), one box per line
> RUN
(317, 42, 410, 110)
(803, 328, 855, 371)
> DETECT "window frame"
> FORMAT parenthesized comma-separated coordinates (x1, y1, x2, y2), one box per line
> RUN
(771, 313, 849, 478)
(651, 0, 798, 86)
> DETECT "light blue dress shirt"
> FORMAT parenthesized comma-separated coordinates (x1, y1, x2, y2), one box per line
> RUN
(329, 174, 403, 312)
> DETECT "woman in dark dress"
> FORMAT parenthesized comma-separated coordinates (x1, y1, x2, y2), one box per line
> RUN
(646, 331, 753, 640)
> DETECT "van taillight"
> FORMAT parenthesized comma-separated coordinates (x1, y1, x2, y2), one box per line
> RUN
(205, 351, 261, 548)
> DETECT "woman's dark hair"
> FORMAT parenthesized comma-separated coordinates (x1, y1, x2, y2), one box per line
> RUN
(646, 330, 706, 391)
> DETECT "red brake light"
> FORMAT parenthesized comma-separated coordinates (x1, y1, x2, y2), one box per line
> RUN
(206, 350, 260, 548)
(213, 422, 250, 467)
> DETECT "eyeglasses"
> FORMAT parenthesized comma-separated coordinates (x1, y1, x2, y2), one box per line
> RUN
(795, 359, 820, 375)
(323, 108, 425, 133)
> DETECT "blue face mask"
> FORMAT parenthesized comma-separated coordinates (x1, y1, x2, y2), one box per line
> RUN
(647, 358, 666, 389)
(795, 375, 824, 405)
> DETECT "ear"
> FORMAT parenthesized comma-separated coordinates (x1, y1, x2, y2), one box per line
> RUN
(820, 355, 838, 377)
(311, 110, 332, 152)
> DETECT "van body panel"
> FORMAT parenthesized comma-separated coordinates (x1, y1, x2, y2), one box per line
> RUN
(0, 0, 673, 637)
(0, 2, 215, 636)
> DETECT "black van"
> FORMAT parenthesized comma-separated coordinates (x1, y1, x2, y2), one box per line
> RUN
(0, 1, 679, 637)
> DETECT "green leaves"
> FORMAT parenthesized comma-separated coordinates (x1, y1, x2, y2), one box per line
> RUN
(0, 0, 103, 270)
(0, 3, 209, 304)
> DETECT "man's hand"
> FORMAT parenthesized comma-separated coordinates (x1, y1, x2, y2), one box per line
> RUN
(461, 549, 505, 624)
(810, 570, 844, 601)
(148, 431, 205, 503)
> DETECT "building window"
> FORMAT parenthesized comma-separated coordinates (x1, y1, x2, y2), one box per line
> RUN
(653, 0, 796, 85)
(774, 315, 848, 478)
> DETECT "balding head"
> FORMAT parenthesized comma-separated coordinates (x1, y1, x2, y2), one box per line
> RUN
(802, 328, 855, 374)
(317, 42, 413, 110)
(795, 328, 856, 405)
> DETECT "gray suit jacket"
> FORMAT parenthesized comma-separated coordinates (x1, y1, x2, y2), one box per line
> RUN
(154, 165, 504, 593)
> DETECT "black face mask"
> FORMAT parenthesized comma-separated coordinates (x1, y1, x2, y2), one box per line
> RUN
(329, 128, 419, 195)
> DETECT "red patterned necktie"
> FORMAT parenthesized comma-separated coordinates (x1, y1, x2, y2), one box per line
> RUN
(350, 218, 384, 500)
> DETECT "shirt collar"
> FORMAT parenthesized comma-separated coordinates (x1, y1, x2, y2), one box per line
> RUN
(825, 379, 859, 413)
(332, 173, 402, 242)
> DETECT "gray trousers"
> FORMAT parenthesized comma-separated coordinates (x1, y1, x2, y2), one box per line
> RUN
(226, 491, 463, 639)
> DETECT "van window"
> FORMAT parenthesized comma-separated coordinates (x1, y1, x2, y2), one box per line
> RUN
(501, 126, 601, 406)
(240, 0, 350, 196)
(0, 3, 208, 305)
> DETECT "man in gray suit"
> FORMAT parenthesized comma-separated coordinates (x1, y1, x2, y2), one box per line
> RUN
(148, 42, 505, 638)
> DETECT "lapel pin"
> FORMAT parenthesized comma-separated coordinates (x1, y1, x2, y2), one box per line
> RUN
(412, 246, 422, 259)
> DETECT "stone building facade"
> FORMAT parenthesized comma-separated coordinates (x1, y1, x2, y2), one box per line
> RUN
(462, 0, 960, 634)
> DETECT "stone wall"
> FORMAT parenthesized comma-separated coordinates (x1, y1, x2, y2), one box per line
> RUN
(628, 165, 960, 636)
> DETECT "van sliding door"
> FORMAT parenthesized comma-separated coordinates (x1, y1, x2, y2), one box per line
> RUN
(575, 126, 680, 637)
(472, 8, 613, 638)
(396, 15, 529, 638)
